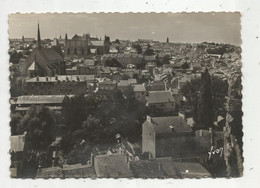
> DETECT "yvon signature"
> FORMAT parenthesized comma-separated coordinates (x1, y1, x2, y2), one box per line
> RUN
(208, 146, 223, 159)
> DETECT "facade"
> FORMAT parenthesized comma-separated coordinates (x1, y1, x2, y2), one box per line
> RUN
(142, 116, 193, 158)
(23, 75, 95, 95)
(64, 34, 110, 57)
(132, 84, 147, 103)
(146, 91, 176, 117)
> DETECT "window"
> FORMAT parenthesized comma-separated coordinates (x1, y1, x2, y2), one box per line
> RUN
(74, 48, 77, 55)
(81, 49, 84, 55)
(67, 49, 70, 55)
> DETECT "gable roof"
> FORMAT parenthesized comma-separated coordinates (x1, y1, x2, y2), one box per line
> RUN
(147, 91, 175, 104)
(144, 116, 192, 135)
(24, 47, 63, 75)
(133, 84, 146, 92)
(91, 40, 104, 46)
(16, 95, 74, 105)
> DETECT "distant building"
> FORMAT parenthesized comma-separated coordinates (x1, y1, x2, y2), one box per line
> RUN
(142, 115, 193, 158)
(64, 33, 110, 57)
(22, 24, 66, 77)
(102, 53, 143, 68)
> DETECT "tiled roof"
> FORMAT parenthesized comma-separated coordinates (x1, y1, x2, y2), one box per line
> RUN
(144, 116, 192, 135)
(133, 84, 146, 92)
(25, 75, 95, 82)
(91, 40, 104, 46)
(173, 162, 212, 178)
(94, 154, 133, 178)
(147, 91, 175, 104)
(16, 95, 74, 105)
(130, 157, 178, 178)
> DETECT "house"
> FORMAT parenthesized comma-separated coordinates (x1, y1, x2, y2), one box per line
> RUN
(132, 84, 147, 103)
(10, 132, 27, 177)
(94, 153, 133, 178)
(170, 88, 182, 106)
(146, 91, 176, 117)
(149, 80, 165, 91)
(117, 79, 137, 94)
(142, 115, 193, 158)
(97, 79, 117, 93)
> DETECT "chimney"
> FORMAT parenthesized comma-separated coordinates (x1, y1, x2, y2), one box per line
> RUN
(209, 127, 213, 145)
(90, 153, 94, 166)
(169, 126, 175, 133)
(147, 115, 152, 123)
(36, 76, 39, 81)
(55, 75, 58, 81)
(77, 76, 80, 82)
(46, 76, 49, 81)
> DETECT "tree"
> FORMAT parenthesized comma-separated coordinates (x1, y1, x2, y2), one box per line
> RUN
(10, 113, 22, 135)
(181, 62, 190, 69)
(132, 44, 143, 54)
(144, 44, 154, 56)
(18, 105, 56, 151)
(181, 73, 228, 129)
(198, 68, 214, 129)
(105, 58, 123, 68)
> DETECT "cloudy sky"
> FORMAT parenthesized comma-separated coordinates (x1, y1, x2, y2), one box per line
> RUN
(9, 12, 241, 45)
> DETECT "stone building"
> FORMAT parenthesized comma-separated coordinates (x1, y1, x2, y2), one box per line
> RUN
(64, 33, 110, 57)
(22, 24, 66, 77)
(142, 115, 193, 158)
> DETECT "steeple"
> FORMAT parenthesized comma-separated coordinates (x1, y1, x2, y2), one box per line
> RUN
(65, 33, 68, 40)
(37, 23, 42, 49)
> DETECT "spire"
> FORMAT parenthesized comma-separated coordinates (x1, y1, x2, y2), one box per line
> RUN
(37, 22, 42, 49)
(65, 33, 68, 40)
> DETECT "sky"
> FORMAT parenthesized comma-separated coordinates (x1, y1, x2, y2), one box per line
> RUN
(8, 12, 241, 45)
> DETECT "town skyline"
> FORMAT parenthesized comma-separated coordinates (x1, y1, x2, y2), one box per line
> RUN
(9, 12, 241, 45)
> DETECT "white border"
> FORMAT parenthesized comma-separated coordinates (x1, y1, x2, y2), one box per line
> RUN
(1, 0, 260, 187)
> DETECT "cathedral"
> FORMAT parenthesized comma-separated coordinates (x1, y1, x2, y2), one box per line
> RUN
(23, 24, 66, 77)
(64, 33, 110, 57)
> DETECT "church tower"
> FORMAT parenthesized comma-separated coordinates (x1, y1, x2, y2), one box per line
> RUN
(37, 23, 42, 49)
